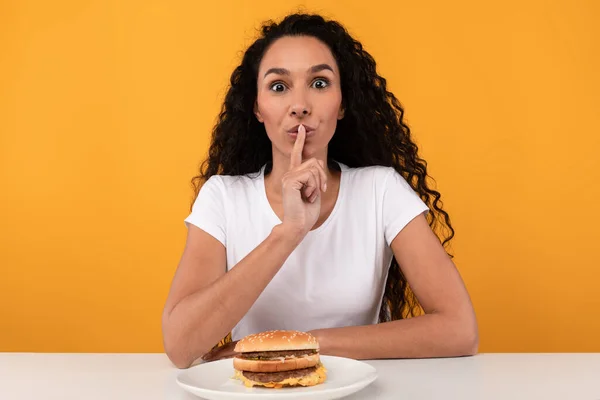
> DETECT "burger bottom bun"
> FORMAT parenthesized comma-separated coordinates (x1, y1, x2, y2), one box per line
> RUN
(234, 365, 327, 388)
(233, 354, 320, 372)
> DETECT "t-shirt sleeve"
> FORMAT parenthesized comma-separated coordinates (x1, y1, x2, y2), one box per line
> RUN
(382, 167, 429, 246)
(184, 176, 227, 247)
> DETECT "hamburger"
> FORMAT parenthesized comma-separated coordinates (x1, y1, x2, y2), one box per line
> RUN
(233, 330, 327, 388)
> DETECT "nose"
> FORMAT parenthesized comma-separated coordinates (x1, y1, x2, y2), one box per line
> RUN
(289, 91, 311, 117)
(290, 105, 310, 116)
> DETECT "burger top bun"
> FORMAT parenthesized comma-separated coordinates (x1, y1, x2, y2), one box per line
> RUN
(234, 330, 319, 353)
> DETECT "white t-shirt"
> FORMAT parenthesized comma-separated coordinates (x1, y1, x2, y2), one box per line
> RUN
(184, 162, 429, 341)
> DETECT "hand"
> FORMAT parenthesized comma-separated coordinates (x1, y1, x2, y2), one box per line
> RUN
(201, 340, 240, 363)
(280, 124, 328, 238)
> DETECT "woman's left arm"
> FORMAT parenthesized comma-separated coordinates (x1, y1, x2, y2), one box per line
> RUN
(309, 213, 478, 359)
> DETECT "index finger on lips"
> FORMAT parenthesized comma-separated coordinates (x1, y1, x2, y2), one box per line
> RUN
(289, 124, 306, 170)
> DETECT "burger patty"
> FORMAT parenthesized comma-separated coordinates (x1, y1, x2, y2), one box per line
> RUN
(240, 349, 318, 359)
(242, 366, 317, 383)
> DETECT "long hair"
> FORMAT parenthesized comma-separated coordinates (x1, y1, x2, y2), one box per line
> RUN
(192, 13, 454, 323)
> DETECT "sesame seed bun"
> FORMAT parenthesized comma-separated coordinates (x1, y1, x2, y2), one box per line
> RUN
(234, 330, 319, 353)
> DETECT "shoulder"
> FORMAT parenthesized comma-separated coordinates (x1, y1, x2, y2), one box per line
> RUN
(340, 163, 400, 187)
(200, 169, 263, 195)
(339, 163, 420, 205)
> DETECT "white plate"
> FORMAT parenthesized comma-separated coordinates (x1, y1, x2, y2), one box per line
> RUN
(176, 355, 377, 400)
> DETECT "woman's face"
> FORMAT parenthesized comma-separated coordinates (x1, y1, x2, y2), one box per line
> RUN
(255, 35, 344, 163)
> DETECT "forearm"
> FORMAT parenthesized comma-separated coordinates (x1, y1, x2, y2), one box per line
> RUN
(164, 224, 302, 368)
(310, 312, 478, 360)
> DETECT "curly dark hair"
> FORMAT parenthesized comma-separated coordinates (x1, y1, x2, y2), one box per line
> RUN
(191, 12, 455, 323)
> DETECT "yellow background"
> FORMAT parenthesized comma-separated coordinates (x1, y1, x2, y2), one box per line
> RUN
(1, 0, 599, 353)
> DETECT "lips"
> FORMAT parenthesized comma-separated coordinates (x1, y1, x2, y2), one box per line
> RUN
(287, 124, 315, 134)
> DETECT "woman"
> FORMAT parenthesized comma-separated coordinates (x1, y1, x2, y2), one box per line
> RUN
(162, 12, 478, 369)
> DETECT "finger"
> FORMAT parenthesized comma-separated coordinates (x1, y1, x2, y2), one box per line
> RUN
(315, 160, 328, 192)
(201, 341, 239, 362)
(311, 167, 321, 199)
(283, 169, 316, 193)
(302, 168, 321, 200)
(308, 186, 320, 203)
(291, 169, 317, 201)
(202, 350, 237, 362)
(289, 124, 306, 170)
(297, 159, 327, 193)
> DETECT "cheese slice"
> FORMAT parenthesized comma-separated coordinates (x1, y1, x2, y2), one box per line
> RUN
(233, 363, 327, 388)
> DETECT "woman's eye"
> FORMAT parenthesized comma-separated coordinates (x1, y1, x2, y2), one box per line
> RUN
(270, 83, 286, 92)
(312, 79, 329, 89)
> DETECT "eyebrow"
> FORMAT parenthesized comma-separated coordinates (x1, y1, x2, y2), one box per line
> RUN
(263, 63, 335, 78)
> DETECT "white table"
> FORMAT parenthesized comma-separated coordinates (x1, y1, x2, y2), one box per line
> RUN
(1, 353, 599, 399)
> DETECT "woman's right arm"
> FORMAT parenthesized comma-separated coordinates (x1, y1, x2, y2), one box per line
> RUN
(161, 223, 304, 369)
(163, 125, 324, 368)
